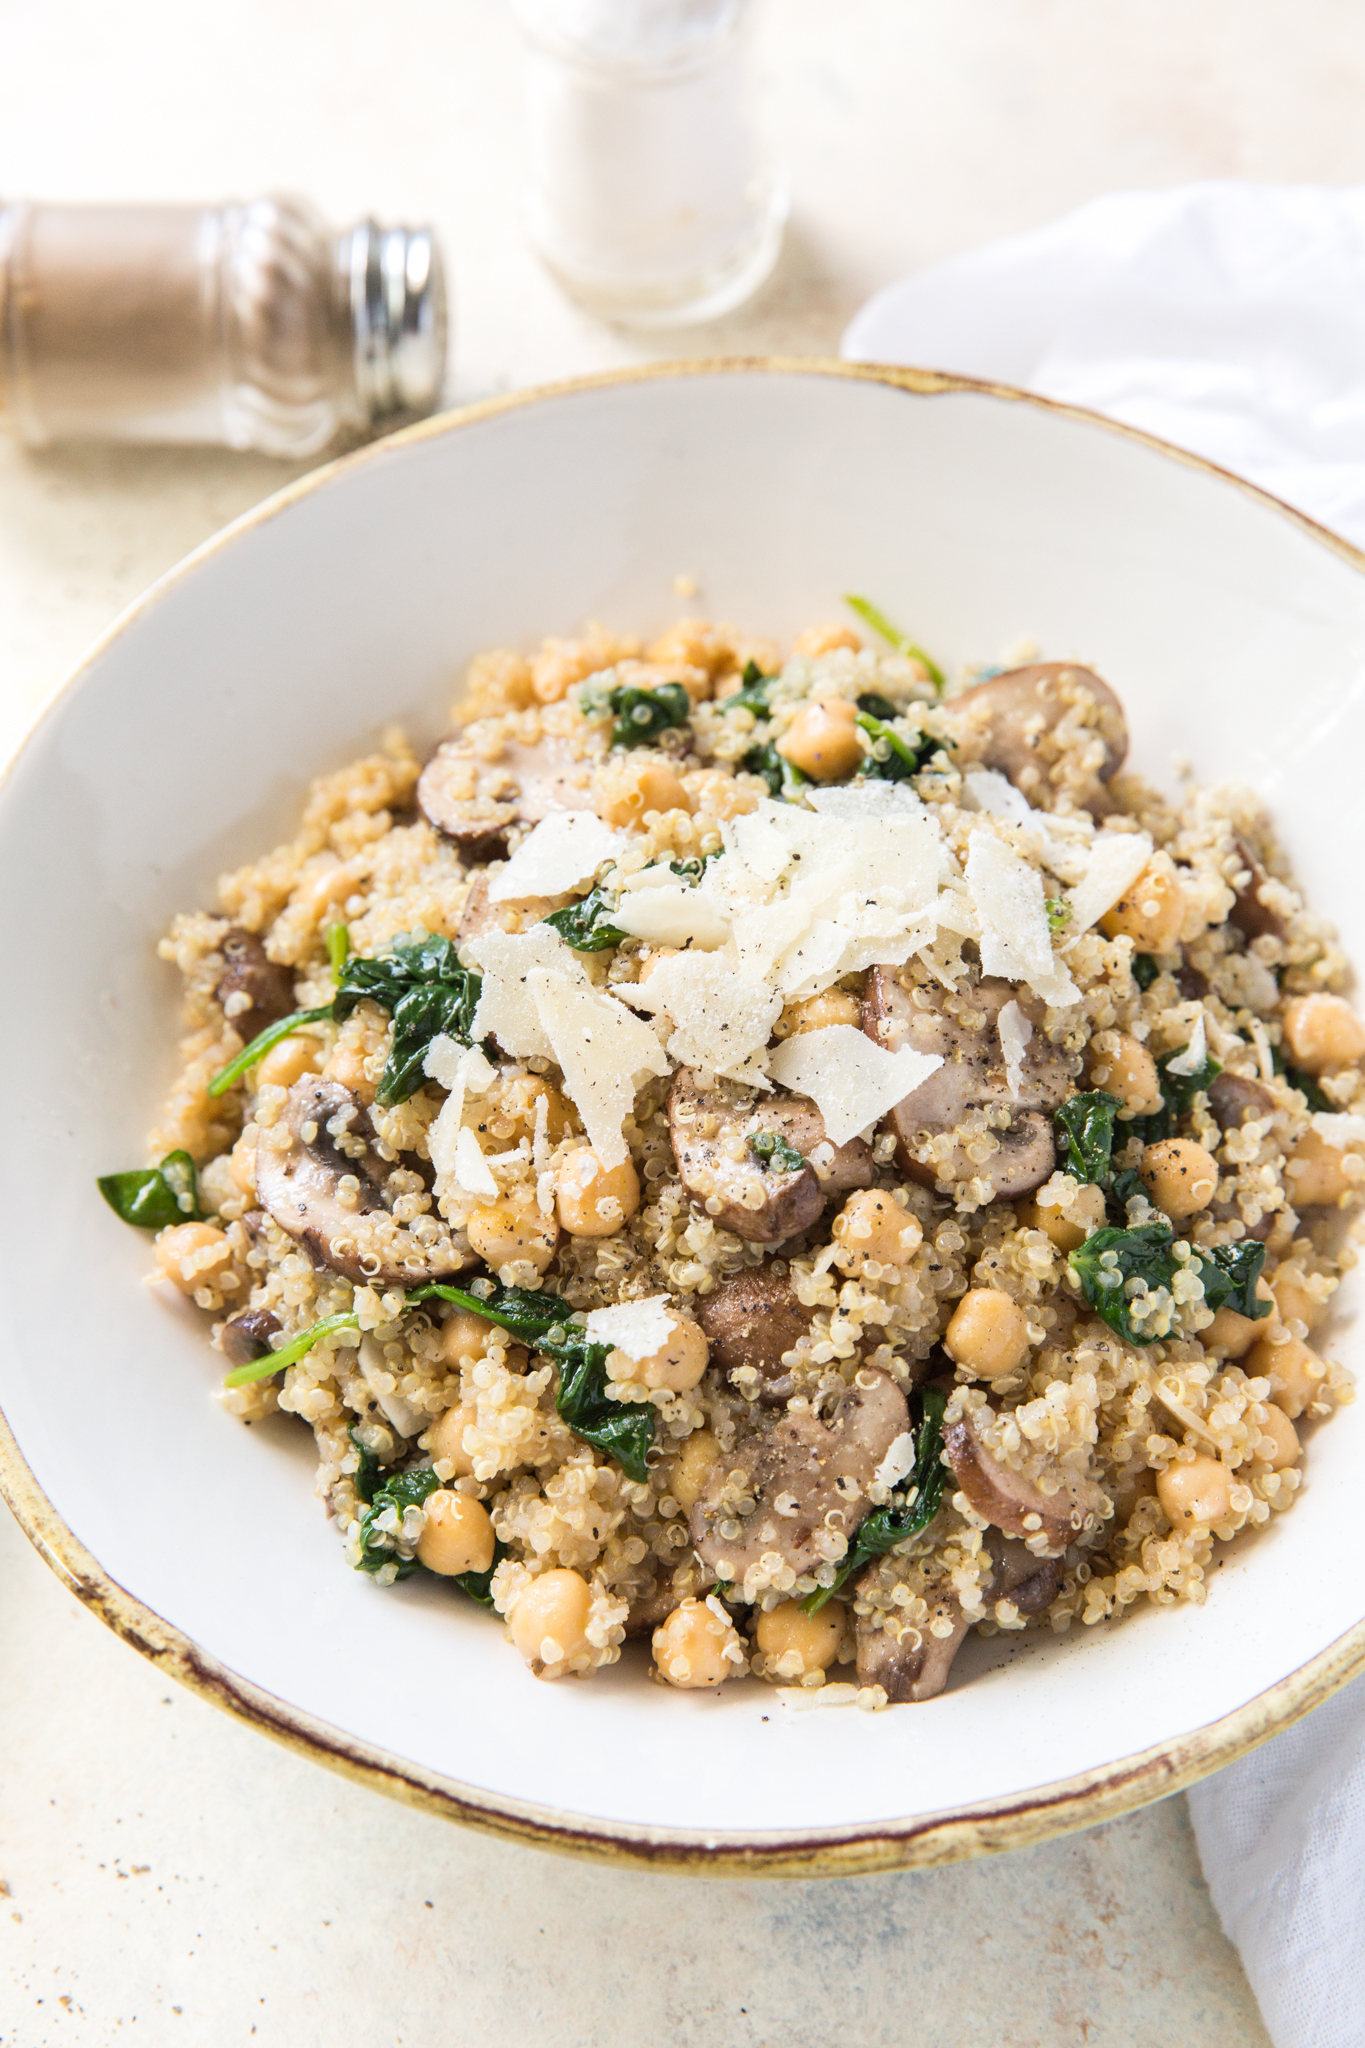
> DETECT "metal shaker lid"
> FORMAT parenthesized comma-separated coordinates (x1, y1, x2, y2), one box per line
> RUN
(346, 221, 448, 424)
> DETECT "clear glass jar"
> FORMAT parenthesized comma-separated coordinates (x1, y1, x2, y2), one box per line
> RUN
(515, 0, 786, 328)
(0, 196, 447, 456)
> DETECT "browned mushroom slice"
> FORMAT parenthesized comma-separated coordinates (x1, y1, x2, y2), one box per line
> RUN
(986, 1532, 1064, 1617)
(255, 1077, 472, 1286)
(417, 733, 597, 856)
(863, 969, 1073, 1201)
(668, 1069, 870, 1244)
(940, 662, 1128, 802)
(219, 1306, 283, 1367)
(1208, 1071, 1275, 1132)
(216, 927, 297, 1034)
(854, 1573, 970, 1704)
(690, 1368, 909, 1585)
(696, 1262, 813, 1405)
(943, 1409, 1105, 1554)
(1229, 837, 1288, 943)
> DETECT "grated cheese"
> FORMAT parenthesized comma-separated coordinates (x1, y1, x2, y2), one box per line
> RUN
(526, 969, 670, 1166)
(583, 1294, 675, 1360)
(768, 1024, 944, 1146)
(998, 999, 1033, 1099)
(627, 950, 781, 1085)
(487, 811, 625, 902)
(1066, 829, 1154, 934)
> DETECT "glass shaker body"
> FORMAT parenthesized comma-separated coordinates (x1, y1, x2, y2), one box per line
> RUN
(516, 0, 785, 328)
(0, 197, 447, 457)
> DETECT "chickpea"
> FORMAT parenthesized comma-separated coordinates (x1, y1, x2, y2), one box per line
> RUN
(652, 1597, 743, 1689)
(755, 1600, 844, 1678)
(466, 1197, 560, 1276)
(777, 698, 864, 782)
(1247, 1331, 1325, 1420)
(155, 1221, 235, 1296)
(509, 1567, 594, 1674)
(611, 1314, 709, 1393)
(831, 1189, 924, 1273)
(791, 623, 862, 658)
(1285, 1128, 1355, 1207)
(228, 1131, 259, 1198)
(1271, 1266, 1328, 1334)
(322, 1034, 376, 1104)
(416, 1491, 496, 1577)
(438, 1311, 497, 1367)
(593, 758, 691, 828)
(670, 1428, 720, 1511)
(1100, 864, 1185, 952)
(773, 989, 862, 1039)
(1088, 1032, 1162, 1116)
(1282, 993, 1365, 1074)
(426, 1401, 478, 1478)
(1139, 1138, 1219, 1221)
(292, 861, 357, 921)
(1018, 1181, 1106, 1254)
(554, 1147, 642, 1238)
(1250, 1402, 1300, 1472)
(944, 1288, 1030, 1378)
(1203, 1280, 1277, 1359)
(255, 1032, 322, 1091)
(1157, 1454, 1234, 1528)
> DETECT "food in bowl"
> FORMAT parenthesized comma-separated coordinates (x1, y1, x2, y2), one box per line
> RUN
(99, 605, 1360, 1704)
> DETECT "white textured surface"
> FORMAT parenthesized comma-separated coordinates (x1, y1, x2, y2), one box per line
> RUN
(8, 0, 1365, 2037)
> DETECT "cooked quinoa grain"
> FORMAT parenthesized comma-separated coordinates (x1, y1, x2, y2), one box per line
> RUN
(110, 616, 1359, 1704)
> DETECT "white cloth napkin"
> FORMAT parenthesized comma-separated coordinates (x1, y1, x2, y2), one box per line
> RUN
(843, 180, 1365, 2048)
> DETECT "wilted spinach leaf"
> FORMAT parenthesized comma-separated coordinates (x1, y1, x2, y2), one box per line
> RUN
(727, 660, 777, 718)
(1054, 1092, 1123, 1185)
(741, 740, 807, 799)
(1070, 1223, 1270, 1346)
(98, 1149, 203, 1229)
(207, 1004, 334, 1098)
(1131, 953, 1160, 992)
(607, 680, 691, 749)
(1128, 1043, 1224, 1146)
(334, 932, 482, 1106)
(855, 690, 900, 721)
(803, 1387, 948, 1612)
(1196, 1240, 1273, 1321)
(543, 882, 627, 952)
(855, 710, 937, 783)
(348, 1426, 385, 1507)
(355, 1467, 442, 1580)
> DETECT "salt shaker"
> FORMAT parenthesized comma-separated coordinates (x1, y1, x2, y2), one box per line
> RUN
(515, 0, 785, 327)
(0, 196, 447, 457)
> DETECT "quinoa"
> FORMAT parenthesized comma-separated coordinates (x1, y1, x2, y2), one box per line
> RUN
(124, 613, 1360, 1705)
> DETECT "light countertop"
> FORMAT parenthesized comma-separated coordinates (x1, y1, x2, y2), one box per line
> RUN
(7, 3, 1364, 2039)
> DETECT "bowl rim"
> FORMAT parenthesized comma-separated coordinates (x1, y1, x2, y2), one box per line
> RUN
(4, 354, 1365, 1877)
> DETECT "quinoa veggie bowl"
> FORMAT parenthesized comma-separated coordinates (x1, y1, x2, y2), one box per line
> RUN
(7, 363, 1365, 1870)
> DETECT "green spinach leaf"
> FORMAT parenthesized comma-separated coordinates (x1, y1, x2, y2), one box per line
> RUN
(608, 680, 692, 749)
(348, 1426, 385, 1506)
(1129, 1043, 1224, 1146)
(727, 660, 777, 718)
(543, 882, 627, 953)
(843, 594, 945, 692)
(740, 740, 807, 799)
(98, 1150, 203, 1229)
(855, 690, 900, 721)
(1054, 1092, 1123, 1185)
(855, 710, 936, 783)
(748, 1130, 806, 1175)
(221, 1310, 360, 1389)
(803, 1387, 948, 1613)
(1195, 1240, 1273, 1321)
(334, 933, 482, 1106)
(355, 1467, 442, 1580)
(1131, 953, 1160, 992)
(1070, 1222, 1183, 1344)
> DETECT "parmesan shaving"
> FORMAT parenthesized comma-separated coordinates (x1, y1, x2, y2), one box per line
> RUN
(527, 970, 670, 1166)
(628, 950, 781, 1085)
(612, 884, 730, 948)
(1165, 1012, 1208, 1077)
(768, 1025, 944, 1146)
(454, 1124, 499, 1198)
(487, 811, 625, 902)
(965, 829, 1055, 986)
(1312, 1113, 1365, 1149)
(583, 1294, 675, 1361)
(1066, 830, 1154, 934)
(998, 999, 1033, 1099)
(873, 1432, 917, 1492)
(468, 925, 587, 1059)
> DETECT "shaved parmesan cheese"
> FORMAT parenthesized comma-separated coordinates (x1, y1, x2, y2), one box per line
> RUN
(807, 782, 925, 820)
(998, 999, 1033, 1099)
(726, 807, 795, 886)
(583, 1294, 675, 1361)
(768, 1025, 944, 1146)
(454, 1124, 499, 1198)
(468, 925, 586, 1059)
(612, 885, 730, 949)
(423, 1034, 496, 1095)
(965, 767, 1036, 828)
(1029, 963, 1082, 1009)
(1312, 1112, 1365, 1149)
(966, 829, 1055, 985)
(425, 1037, 500, 1202)
(1165, 1012, 1208, 1077)
(527, 970, 670, 1166)
(1066, 830, 1154, 934)
(627, 950, 781, 1085)
(487, 811, 625, 902)
(873, 1431, 917, 1492)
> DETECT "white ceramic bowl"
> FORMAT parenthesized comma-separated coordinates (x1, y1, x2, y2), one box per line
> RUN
(4, 362, 1365, 1876)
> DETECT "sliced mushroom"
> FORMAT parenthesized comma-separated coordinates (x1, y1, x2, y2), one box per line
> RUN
(1229, 837, 1288, 943)
(939, 662, 1128, 807)
(854, 1570, 969, 1704)
(219, 1306, 282, 1367)
(418, 733, 597, 857)
(942, 1408, 1106, 1555)
(255, 1077, 472, 1286)
(1208, 1071, 1276, 1132)
(668, 1070, 873, 1244)
(690, 1367, 909, 1585)
(696, 1262, 813, 1405)
(216, 927, 297, 1034)
(986, 1532, 1064, 1618)
(863, 970, 1074, 1201)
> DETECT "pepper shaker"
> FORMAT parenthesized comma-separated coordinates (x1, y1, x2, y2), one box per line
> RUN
(0, 195, 447, 456)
